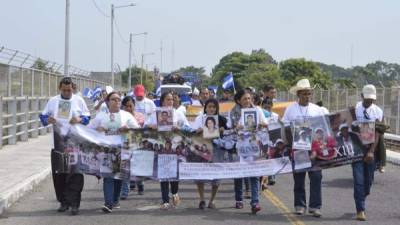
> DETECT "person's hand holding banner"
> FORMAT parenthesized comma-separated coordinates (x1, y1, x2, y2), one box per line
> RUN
(69, 116, 82, 125)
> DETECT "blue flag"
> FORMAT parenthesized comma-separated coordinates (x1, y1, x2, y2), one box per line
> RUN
(222, 72, 234, 90)
(90, 86, 102, 102)
(82, 88, 93, 98)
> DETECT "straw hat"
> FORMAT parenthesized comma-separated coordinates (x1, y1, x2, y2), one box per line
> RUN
(289, 79, 313, 95)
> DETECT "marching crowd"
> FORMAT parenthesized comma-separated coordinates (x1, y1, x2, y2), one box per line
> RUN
(39, 76, 386, 221)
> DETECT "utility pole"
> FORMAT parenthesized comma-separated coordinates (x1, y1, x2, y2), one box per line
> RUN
(128, 33, 133, 90)
(160, 40, 163, 74)
(64, 0, 70, 77)
(111, 4, 115, 87)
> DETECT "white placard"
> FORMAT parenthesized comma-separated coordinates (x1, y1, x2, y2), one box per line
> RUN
(157, 154, 178, 179)
(131, 150, 155, 176)
(179, 157, 292, 180)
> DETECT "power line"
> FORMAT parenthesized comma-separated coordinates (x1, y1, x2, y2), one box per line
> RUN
(114, 17, 129, 45)
(91, 0, 110, 18)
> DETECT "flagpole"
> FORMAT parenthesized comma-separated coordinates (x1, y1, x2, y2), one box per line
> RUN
(231, 72, 236, 94)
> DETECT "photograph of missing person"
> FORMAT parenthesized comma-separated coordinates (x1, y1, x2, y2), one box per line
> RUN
(185, 134, 213, 163)
(293, 126, 312, 151)
(328, 108, 354, 136)
(156, 107, 173, 131)
(311, 127, 337, 161)
(241, 108, 258, 130)
(203, 115, 220, 139)
(236, 131, 260, 162)
(358, 121, 375, 145)
(57, 99, 71, 119)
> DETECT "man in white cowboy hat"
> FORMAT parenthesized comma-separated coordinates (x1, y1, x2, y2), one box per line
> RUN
(282, 78, 327, 217)
(352, 84, 384, 221)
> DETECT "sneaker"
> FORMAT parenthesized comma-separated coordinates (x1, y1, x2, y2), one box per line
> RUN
(198, 201, 206, 210)
(207, 201, 216, 209)
(160, 203, 171, 210)
(235, 201, 244, 209)
(295, 206, 305, 215)
(268, 180, 276, 186)
(113, 202, 121, 209)
(356, 211, 366, 221)
(70, 206, 79, 216)
(309, 208, 322, 218)
(138, 191, 144, 195)
(379, 166, 385, 173)
(244, 190, 251, 199)
(172, 194, 181, 207)
(102, 205, 113, 213)
(251, 203, 261, 214)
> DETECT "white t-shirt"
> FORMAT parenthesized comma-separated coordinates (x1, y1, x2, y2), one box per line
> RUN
(146, 108, 190, 129)
(192, 112, 205, 130)
(282, 102, 326, 123)
(175, 105, 187, 115)
(135, 97, 156, 121)
(42, 94, 90, 124)
(227, 107, 268, 128)
(267, 112, 280, 124)
(94, 100, 109, 114)
(89, 110, 139, 134)
(191, 99, 202, 106)
(355, 101, 383, 122)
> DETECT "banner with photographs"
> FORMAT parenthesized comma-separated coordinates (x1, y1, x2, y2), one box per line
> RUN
(51, 108, 368, 180)
(292, 109, 365, 172)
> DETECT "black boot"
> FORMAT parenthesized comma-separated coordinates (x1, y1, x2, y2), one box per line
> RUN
(70, 206, 79, 215)
(57, 203, 69, 212)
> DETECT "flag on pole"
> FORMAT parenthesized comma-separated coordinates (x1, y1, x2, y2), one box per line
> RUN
(82, 88, 93, 98)
(90, 86, 102, 102)
(222, 72, 235, 90)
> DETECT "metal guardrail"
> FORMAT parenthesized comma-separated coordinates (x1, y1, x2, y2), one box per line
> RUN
(0, 96, 95, 149)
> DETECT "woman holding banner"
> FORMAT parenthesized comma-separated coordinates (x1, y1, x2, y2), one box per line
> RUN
(89, 92, 139, 213)
(146, 92, 190, 210)
(192, 98, 229, 209)
(227, 89, 268, 214)
(120, 96, 145, 199)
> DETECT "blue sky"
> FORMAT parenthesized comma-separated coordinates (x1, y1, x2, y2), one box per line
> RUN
(1, 0, 399, 74)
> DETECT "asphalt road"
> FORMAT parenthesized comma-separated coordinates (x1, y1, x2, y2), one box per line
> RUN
(1, 164, 399, 225)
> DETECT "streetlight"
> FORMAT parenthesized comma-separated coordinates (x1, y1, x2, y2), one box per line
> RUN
(141, 52, 155, 84)
(128, 32, 147, 90)
(111, 3, 135, 88)
(64, 0, 70, 77)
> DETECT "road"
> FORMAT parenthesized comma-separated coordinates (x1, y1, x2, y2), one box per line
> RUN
(1, 164, 399, 225)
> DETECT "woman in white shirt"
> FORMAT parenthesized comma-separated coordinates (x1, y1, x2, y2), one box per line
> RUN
(227, 89, 267, 214)
(89, 92, 139, 213)
(146, 92, 189, 210)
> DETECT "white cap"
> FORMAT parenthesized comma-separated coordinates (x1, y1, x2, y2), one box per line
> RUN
(105, 86, 114, 94)
(192, 87, 200, 96)
(362, 84, 376, 100)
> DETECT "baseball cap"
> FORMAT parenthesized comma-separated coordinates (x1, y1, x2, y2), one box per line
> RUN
(362, 84, 376, 100)
(134, 85, 145, 97)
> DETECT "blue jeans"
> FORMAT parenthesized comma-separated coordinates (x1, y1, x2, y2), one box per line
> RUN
(121, 180, 144, 198)
(293, 170, 322, 209)
(234, 177, 259, 206)
(352, 160, 375, 212)
(103, 178, 122, 207)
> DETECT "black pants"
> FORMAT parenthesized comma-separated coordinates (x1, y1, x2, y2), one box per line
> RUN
(160, 181, 179, 203)
(51, 150, 84, 208)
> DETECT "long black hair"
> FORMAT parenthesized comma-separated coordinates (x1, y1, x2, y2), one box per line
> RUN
(160, 91, 173, 107)
(121, 96, 135, 109)
(203, 98, 219, 115)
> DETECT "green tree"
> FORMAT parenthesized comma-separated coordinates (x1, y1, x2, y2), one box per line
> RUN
(279, 58, 332, 89)
(120, 66, 155, 91)
(210, 49, 280, 90)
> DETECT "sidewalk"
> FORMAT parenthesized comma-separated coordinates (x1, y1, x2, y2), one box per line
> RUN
(0, 133, 399, 216)
(0, 134, 52, 215)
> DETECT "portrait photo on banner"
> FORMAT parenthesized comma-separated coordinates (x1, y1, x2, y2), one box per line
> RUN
(241, 108, 258, 130)
(236, 131, 261, 162)
(156, 107, 173, 131)
(57, 99, 71, 119)
(203, 115, 220, 139)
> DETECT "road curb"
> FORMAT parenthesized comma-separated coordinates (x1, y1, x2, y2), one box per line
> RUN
(0, 167, 51, 215)
(387, 149, 400, 166)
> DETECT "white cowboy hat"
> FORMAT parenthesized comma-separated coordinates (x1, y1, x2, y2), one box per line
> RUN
(339, 123, 349, 130)
(289, 78, 313, 95)
(362, 84, 376, 100)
